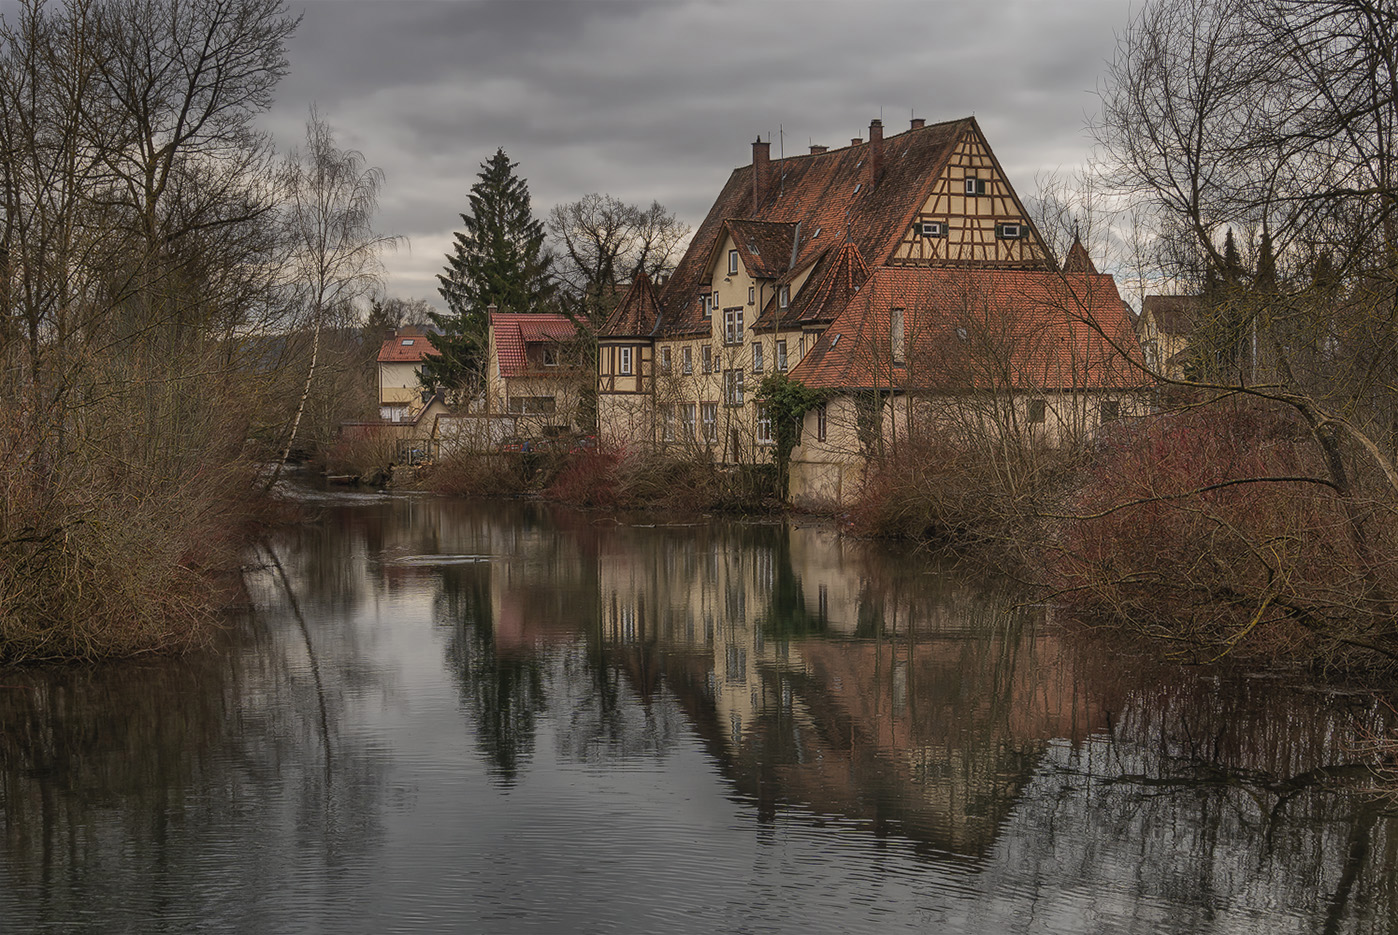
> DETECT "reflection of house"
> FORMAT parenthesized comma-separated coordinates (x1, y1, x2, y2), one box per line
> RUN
(1138, 294, 1199, 380)
(592, 521, 1108, 858)
(484, 311, 582, 435)
(377, 325, 440, 422)
(595, 116, 1143, 501)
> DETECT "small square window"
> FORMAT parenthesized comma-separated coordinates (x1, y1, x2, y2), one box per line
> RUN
(964, 177, 987, 196)
(1028, 398, 1046, 424)
(919, 220, 946, 238)
(728, 250, 739, 275)
(1100, 399, 1120, 422)
(997, 223, 1023, 239)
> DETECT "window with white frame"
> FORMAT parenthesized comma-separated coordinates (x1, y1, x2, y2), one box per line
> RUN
(757, 406, 772, 443)
(748, 286, 755, 304)
(964, 177, 987, 196)
(701, 402, 718, 442)
(662, 404, 676, 441)
(681, 403, 696, 439)
(724, 369, 744, 406)
(997, 222, 1023, 239)
(702, 345, 713, 374)
(543, 345, 559, 367)
(724, 307, 744, 344)
(776, 340, 788, 371)
(728, 249, 739, 274)
(701, 292, 711, 318)
(919, 219, 947, 238)
(682, 347, 693, 374)
(778, 285, 790, 308)
(619, 346, 633, 375)
(752, 342, 763, 372)
(712, 291, 720, 312)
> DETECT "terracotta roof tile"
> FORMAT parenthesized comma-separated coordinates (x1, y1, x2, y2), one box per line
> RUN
(721, 219, 799, 279)
(599, 272, 662, 337)
(491, 312, 577, 378)
(654, 118, 974, 337)
(789, 267, 1144, 392)
(377, 333, 440, 363)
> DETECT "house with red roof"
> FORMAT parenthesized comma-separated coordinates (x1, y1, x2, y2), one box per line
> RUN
(485, 310, 581, 435)
(597, 116, 1145, 502)
(377, 325, 440, 423)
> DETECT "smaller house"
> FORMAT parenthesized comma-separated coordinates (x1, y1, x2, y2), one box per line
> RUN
(485, 311, 582, 436)
(1137, 295, 1199, 380)
(377, 325, 440, 422)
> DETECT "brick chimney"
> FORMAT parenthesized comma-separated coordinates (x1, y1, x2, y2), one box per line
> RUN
(851, 137, 862, 147)
(910, 117, 925, 129)
(752, 136, 770, 212)
(869, 118, 883, 185)
(810, 144, 828, 154)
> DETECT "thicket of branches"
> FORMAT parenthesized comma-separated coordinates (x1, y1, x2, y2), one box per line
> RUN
(0, 0, 386, 662)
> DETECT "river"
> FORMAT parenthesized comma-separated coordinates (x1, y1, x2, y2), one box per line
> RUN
(1, 492, 1395, 933)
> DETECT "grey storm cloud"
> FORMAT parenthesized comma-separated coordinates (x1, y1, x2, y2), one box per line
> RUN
(0, 0, 1140, 303)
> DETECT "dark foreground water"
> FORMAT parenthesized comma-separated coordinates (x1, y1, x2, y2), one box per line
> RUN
(2, 493, 1397, 934)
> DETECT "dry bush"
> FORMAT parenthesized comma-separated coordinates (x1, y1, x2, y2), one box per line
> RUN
(425, 451, 535, 497)
(544, 449, 621, 508)
(320, 430, 399, 481)
(1043, 402, 1398, 666)
(0, 405, 254, 664)
(847, 432, 1072, 547)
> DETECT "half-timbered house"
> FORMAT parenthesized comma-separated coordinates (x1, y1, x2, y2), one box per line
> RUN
(596, 116, 1144, 499)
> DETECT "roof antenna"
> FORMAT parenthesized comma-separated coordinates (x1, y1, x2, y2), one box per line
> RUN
(779, 123, 785, 196)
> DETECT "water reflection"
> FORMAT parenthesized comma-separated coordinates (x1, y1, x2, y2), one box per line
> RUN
(0, 494, 1395, 933)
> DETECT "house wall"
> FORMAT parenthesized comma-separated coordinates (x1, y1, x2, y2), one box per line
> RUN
(788, 389, 1148, 506)
(379, 361, 426, 406)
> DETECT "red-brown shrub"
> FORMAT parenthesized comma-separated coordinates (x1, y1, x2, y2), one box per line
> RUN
(1043, 401, 1398, 665)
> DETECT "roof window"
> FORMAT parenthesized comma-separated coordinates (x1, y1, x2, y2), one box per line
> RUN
(401, 339, 415, 346)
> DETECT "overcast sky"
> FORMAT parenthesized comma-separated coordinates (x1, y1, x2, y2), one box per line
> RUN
(260, 0, 1137, 306)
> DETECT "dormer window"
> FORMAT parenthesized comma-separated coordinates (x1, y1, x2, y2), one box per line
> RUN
(543, 346, 558, 367)
(919, 220, 947, 238)
(997, 222, 1023, 240)
(778, 285, 790, 309)
(727, 249, 739, 275)
(965, 177, 987, 196)
(700, 293, 711, 318)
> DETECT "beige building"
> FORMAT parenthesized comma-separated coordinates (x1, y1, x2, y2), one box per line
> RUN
(377, 326, 440, 423)
(1137, 294, 1199, 380)
(596, 116, 1145, 502)
(483, 310, 583, 437)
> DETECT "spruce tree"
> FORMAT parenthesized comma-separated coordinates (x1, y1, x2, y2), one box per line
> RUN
(427, 149, 556, 393)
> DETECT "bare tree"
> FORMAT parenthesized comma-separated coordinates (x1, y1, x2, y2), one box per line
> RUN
(269, 108, 394, 486)
(548, 194, 689, 326)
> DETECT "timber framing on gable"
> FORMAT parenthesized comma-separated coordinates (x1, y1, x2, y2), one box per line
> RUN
(888, 124, 1053, 269)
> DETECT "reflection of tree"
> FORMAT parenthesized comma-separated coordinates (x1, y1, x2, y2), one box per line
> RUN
(438, 563, 547, 786)
(754, 527, 827, 638)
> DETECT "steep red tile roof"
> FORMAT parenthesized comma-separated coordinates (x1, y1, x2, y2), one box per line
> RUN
(655, 117, 976, 337)
(719, 219, 800, 279)
(790, 267, 1145, 392)
(761, 241, 872, 331)
(600, 272, 662, 337)
(491, 312, 577, 378)
(1063, 237, 1098, 274)
(377, 332, 440, 363)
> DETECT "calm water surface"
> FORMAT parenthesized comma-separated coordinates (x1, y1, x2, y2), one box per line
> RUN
(2, 493, 1396, 933)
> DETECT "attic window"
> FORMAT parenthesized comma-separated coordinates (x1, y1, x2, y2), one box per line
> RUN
(778, 285, 790, 308)
(728, 249, 739, 274)
(997, 223, 1023, 240)
(919, 220, 947, 238)
(965, 177, 987, 196)
(812, 227, 821, 238)
(955, 326, 968, 342)
(401, 339, 415, 346)
(853, 183, 862, 194)
(830, 333, 841, 346)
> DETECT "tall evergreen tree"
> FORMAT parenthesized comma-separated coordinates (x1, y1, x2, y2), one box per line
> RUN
(427, 149, 555, 393)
